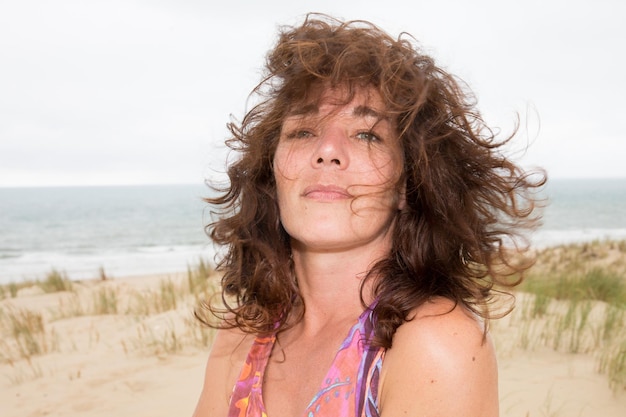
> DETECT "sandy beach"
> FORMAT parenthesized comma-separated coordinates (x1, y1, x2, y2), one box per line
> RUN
(2, 244, 625, 417)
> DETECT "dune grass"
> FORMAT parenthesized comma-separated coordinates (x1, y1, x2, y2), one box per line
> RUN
(520, 267, 626, 306)
(0, 268, 75, 300)
(40, 269, 73, 293)
(502, 239, 626, 393)
(0, 258, 218, 382)
(0, 306, 59, 363)
(92, 286, 119, 315)
(510, 292, 626, 393)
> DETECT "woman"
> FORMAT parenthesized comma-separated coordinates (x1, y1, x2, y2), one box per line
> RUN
(193, 14, 543, 417)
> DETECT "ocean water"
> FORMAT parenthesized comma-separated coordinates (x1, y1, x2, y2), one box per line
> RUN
(536, 178, 626, 247)
(1, 179, 625, 284)
(0, 185, 212, 284)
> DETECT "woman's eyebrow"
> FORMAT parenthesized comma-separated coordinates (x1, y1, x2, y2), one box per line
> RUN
(285, 104, 389, 121)
(352, 105, 389, 121)
(286, 104, 318, 117)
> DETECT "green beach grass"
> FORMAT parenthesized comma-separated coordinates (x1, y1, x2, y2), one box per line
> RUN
(502, 239, 626, 393)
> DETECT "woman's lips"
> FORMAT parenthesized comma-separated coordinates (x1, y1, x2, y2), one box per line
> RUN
(302, 184, 352, 201)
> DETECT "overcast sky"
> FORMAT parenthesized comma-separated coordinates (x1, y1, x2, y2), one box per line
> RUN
(1, 0, 624, 187)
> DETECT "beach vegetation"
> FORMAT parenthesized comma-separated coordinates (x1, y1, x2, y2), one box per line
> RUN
(128, 278, 181, 316)
(158, 278, 178, 312)
(4, 360, 43, 385)
(520, 268, 626, 307)
(183, 314, 215, 348)
(9, 281, 22, 298)
(187, 257, 218, 299)
(132, 320, 184, 357)
(92, 286, 118, 315)
(41, 269, 73, 293)
(598, 340, 626, 393)
(0, 306, 59, 362)
(517, 239, 626, 311)
(0, 280, 40, 299)
(53, 293, 86, 319)
(496, 239, 626, 393)
(0, 258, 215, 385)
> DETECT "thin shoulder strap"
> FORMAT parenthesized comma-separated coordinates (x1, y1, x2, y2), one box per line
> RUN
(356, 306, 384, 417)
(227, 333, 276, 417)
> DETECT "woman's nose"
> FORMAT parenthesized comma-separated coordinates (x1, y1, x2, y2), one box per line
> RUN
(312, 127, 349, 168)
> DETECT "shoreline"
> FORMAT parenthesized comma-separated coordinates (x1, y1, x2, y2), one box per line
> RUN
(4, 233, 626, 286)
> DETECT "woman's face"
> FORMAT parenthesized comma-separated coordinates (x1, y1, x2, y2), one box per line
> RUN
(273, 86, 405, 253)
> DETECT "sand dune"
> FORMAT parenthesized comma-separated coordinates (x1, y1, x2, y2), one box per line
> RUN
(1, 269, 625, 417)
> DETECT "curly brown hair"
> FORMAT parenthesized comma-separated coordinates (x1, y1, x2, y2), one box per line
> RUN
(201, 13, 545, 348)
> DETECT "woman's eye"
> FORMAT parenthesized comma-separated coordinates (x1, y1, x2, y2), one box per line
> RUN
(286, 130, 314, 139)
(355, 131, 380, 142)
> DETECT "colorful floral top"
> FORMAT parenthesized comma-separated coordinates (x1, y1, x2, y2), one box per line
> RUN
(227, 306, 384, 417)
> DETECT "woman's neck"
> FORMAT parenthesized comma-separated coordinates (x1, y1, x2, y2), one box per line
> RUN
(289, 242, 388, 331)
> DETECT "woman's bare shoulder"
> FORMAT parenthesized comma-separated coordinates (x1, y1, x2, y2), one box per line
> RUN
(192, 327, 255, 417)
(210, 326, 255, 359)
(379, 297, 499, 417)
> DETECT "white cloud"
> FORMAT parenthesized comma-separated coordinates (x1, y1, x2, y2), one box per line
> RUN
(1, 0, 624, 186)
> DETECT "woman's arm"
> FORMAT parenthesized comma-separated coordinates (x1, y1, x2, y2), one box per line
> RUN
(379, 299, 499, 417)
(192, 328, 253, 417)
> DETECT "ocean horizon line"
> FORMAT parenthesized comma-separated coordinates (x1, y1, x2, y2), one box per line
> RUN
(0, 182, 207, 190)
